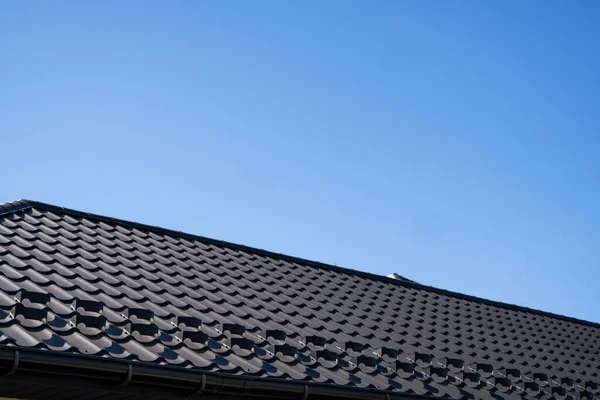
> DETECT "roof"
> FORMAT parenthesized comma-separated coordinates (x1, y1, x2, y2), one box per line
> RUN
(0, 199, 598, 400)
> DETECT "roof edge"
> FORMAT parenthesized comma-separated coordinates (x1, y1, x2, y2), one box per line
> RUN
(0, 345, 430, 400)
(0, 199, 36, 217)
(2, 198, 599, 329)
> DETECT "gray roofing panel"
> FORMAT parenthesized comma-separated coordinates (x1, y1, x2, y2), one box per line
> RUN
(0, 200, 598, 400)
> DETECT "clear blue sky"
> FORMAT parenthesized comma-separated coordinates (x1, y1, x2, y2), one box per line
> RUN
(1, 2, 599, 322)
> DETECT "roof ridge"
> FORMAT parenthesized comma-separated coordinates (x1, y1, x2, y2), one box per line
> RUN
(2, 198, 599, 329)
(0, 199, 37, 217)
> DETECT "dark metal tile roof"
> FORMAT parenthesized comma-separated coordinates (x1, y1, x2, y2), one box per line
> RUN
(0, 199, 598, 400)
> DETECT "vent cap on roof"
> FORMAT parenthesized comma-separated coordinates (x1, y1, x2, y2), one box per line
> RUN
(387, 273, 416, 283)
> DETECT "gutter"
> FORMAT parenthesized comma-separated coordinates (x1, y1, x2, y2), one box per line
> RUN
(0, 346, 433, 400)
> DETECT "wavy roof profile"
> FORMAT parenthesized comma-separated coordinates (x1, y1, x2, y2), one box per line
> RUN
(0, 199, 598, 400)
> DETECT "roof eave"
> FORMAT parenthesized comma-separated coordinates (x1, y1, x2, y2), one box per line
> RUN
(0, 346, 430, 400)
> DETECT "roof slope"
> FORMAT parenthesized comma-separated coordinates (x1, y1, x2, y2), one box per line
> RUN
(0, 199, 598, 400)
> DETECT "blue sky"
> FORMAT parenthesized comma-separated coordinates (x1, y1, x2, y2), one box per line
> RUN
(1, 2, 599, 322)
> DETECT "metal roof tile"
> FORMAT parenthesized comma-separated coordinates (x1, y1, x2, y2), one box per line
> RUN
(0, 200, 597, 399)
